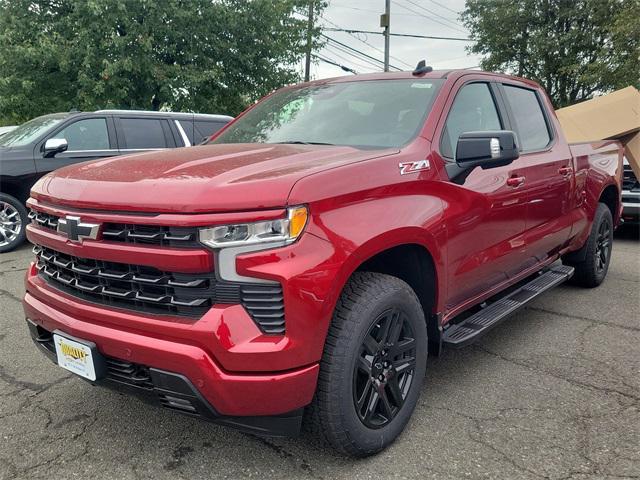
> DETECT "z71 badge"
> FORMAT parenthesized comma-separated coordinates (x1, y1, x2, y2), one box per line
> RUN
(399, 160, 430, 175)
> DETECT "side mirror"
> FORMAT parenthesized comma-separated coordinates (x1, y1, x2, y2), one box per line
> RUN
(43, 138, 68, 157)
(455, 130, 519, 170)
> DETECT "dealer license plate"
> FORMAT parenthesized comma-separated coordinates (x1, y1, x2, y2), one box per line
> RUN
(53, 333, 98, 381)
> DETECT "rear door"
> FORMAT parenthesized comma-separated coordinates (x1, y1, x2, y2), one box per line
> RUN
(499, 83, 574, 264)
(114, 116, 177, 153)
(437, 79, 529, 309)
(35, 116, 117, 174)
(193, 119, 228, 143)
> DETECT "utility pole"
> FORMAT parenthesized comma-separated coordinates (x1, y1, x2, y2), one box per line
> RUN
(304, 0, 314, 82)
(381, 0, 391, 72)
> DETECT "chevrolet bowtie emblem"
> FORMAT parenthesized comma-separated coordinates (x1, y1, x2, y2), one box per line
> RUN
(57, 216, 100, 242)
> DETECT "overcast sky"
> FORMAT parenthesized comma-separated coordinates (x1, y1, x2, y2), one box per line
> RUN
(302, 0, 482, 79)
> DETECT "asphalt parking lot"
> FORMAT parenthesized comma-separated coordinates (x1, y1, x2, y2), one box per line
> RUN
(0, 229, 638, 480)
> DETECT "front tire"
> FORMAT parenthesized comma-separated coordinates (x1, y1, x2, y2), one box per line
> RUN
(308, 272, 427, 457)
(564, 203, 613, 287)
(0, 193, 28, 253)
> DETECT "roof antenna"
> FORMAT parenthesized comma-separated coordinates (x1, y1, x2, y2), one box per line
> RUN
(413, 60, 433, 76)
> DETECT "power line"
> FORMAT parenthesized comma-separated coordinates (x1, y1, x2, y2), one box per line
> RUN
(323, 45, 379, 72)
(330, 3, 415, 16)
(312, 54, 357, 74)
(320, 16, 413, 69)
(427, 0, 461, 15)
(322, 34, 404, 71)
(393, 0, 468, 35)
(324, 39, 391, 70)
(323, 28, 472, 42)
(403, 0, 463, 27)
(394, 0, 467, 34)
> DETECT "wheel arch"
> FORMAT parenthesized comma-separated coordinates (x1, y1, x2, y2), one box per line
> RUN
(0, 177, 30, 203)
(598, 183, 620, 224)
(324, 231, 445, 356)
(355, 243, 442, 355)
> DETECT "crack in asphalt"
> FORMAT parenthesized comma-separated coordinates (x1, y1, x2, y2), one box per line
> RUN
(0, 257, 25, 265)
(0, 286, 22, 304)
(473, 345, 640, 404)
(0, 365, 71, 396)
(0, 404, 100, 479)
(426, 402, 639, 479)
(247, 435, 324, 479)
(525, 306, 640, 333)
(426, 405, 553, 479)
(3, 451, 66, 480)
(0, 267, 28, 274)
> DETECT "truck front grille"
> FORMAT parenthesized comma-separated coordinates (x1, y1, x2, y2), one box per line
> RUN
(33, 245, 285, 333)
(29, 210, 200, 247)
(623, 165, 639, 191)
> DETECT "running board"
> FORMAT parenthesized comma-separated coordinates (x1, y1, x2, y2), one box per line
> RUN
(442, 265, 574, 348)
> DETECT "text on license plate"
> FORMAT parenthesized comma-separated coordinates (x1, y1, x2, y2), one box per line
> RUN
(53, 333, 97, 381)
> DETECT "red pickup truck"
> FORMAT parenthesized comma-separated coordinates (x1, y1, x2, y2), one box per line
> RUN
(23, 68, 622, 456)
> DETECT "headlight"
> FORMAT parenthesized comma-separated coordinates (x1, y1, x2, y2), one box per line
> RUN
(199, 206, 308, 249)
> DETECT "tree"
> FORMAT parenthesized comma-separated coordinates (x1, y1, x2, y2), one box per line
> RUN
(0, 0, 326, 124)
(461, 0, 640, 107)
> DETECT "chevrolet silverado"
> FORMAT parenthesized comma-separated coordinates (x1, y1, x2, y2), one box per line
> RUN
(23, 68, 623, 456)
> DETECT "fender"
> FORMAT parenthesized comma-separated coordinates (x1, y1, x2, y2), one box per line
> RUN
(566, 141, 622, 253)
(305, 194, 448, 323)
(231, 195, 446, 371)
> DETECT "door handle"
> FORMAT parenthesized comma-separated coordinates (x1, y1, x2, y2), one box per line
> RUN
(507, 176, 525, 188)
(558, 166, 573, 176)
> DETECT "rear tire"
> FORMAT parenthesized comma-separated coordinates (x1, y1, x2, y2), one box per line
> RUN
(307, 272, 427, 457)
(0, 193, 28, 253)
(564, 203, 613, 288)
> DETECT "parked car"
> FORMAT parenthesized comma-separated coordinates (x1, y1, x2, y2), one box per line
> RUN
(621, 158, 639, 225)
(0, 110, 233, 252)
(23, 68, 622, 456)
(0, 125, 17, 137)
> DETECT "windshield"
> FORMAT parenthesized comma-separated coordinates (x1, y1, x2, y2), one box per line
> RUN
(211, 79, 443, 149)
(0, 113, 68, 148)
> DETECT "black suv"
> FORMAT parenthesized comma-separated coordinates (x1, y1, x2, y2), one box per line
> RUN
(0, 110, 233, 252)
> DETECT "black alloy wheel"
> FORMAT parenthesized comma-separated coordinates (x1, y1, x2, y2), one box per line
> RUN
(594, 217, 611, 274)
(307, 272, 428, 456)
(353, 308, 416, 428)
(563, 203, 614, 288)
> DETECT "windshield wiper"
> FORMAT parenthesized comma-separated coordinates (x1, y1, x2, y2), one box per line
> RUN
(274, 141, 335, 146)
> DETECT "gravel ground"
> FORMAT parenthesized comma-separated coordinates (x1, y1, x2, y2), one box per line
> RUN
(0, 228, 638, 480)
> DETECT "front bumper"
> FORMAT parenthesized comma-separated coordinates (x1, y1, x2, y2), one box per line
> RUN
(26, 319, 305, 436)
(24, 268, 319, 433)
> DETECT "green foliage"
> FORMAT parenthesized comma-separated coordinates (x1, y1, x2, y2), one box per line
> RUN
(462, 0, 640, 107)
(0, 0, 326, 124)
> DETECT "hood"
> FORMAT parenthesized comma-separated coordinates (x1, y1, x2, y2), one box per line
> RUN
(31, 143, 397, 213)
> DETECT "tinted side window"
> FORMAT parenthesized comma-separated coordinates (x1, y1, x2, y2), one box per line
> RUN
(502, 85, 551, 151)
(120, 118, 168, 149)
(441, 83, 502, 158)
(52, 118, 109, 150)
(194, 121, 225, 142)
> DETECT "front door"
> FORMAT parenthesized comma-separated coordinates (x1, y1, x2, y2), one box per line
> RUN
(437, 81, 529, 310)
(35, 116, 117, 174)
